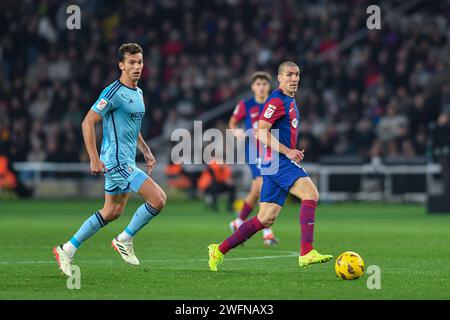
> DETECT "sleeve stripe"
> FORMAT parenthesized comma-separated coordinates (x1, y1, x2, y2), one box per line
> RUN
(106, 82, 122, 99)
(111, 111, 120, 165)
(104, 81, 120, 98)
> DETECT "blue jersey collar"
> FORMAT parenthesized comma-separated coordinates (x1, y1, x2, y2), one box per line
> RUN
(118, 80, 138, 91)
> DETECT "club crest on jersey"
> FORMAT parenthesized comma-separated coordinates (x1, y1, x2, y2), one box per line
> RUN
(263, 104, 276, 119)
(292, 118, 298, 128)
(97, 98, 107, 111)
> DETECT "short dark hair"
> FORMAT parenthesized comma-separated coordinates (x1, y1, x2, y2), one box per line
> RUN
(278, 61, 299, 75)
(118, 43, 143, 62)
(251, 71, 272, 84)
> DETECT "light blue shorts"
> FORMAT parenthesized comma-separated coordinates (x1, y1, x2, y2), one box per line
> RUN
(104, 163, 149, 195)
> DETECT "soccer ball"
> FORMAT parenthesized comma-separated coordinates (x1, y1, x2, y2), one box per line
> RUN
(335, 251, 365, 280)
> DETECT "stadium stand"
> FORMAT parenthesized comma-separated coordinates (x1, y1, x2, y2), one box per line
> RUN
(1, 0, 449, 167)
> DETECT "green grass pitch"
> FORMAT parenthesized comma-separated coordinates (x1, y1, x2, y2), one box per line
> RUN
(0, 199, 449, 299)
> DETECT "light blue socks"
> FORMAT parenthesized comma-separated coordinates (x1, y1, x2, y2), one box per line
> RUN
(120, 203, 160, 240)
(62, 203, 160, 257)
(63, 211, 107, 257)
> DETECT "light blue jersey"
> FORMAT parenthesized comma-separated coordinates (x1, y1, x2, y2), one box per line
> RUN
(91, 80, 148, 195)
(91, 80, 145, 169)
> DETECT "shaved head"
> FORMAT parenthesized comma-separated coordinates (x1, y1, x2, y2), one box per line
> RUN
(278, 61, 299, 75)
(277, 61, 300, 97)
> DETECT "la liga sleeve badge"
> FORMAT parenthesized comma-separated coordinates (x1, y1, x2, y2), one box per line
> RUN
(97, 98, 108, 111)
(263, 104, 276, 119)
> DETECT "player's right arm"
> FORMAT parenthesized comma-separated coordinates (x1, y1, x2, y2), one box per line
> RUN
(229, 100, 246, 139)
(82, 110, 107, 175)
(257, 99, 304, 163)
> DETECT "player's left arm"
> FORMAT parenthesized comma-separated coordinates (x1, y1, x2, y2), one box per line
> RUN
(257, 120, 304, 163)
(137, 133, 156, 175)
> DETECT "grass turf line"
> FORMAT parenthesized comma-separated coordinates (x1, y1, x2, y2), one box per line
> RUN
(0, 200, 449, 299)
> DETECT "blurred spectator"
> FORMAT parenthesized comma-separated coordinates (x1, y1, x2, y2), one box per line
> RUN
(0, 154, 33, 198)
(197, 158, 235, 212)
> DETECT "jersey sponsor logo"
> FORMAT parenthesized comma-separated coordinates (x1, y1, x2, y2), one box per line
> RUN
(97, 98, 108, 111)
(263, 104, 277, 119)
(131, 111, 145, 120)
(292, 118, 298, 128)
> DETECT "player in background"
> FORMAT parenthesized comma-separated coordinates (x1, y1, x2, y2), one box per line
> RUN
(228, 71, 278, 246)
(208, 61, 333, 271)
(53, 43, 167, 276)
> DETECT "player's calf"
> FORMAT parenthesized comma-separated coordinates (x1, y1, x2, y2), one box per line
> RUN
(257, 211, 278, 227)
(113, 201, 162, 265)
(209, 214, 269, 271)
(56, 210, 108, 263)
(100, 205, 125, 222)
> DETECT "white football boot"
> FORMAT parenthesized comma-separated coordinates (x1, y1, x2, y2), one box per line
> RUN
(53, 245, 73, 276)
(111, 237, 140, 266)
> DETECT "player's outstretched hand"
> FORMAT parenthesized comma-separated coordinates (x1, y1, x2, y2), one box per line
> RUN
(144, 152, 156, 175)
(286, 149, 304, 164)
(90, 158, 107, 176)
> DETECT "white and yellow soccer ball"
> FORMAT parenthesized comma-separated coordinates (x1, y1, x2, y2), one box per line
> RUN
(335, 251, 365, 280)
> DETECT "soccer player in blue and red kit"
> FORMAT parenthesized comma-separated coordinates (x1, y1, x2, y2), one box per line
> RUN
(53, 43, 167, 276)
(228, 71, 278, 246)
(208, 61, 333, 271)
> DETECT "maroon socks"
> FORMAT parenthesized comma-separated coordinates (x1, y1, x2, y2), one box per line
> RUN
(219, 216, 265, 254)
(300, 200, 317, 256)
(238, 202, 253, 221)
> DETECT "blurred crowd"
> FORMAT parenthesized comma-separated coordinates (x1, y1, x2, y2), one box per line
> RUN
(1, 0, 450, 165)
(295, 1, 450, 163)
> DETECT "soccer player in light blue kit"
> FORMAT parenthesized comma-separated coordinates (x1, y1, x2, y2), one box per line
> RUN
(53, 43, 166, 276)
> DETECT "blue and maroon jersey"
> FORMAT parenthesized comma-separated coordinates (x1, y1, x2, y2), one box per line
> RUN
(232, 97, 265, 160)
(232, 97, 264, 131)
(259, 88, 299, 162)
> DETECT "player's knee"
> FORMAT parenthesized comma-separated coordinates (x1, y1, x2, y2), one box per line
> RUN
(310, 189, 319, 202)
(302, 188, 319, 202)
(257, 213, 277, 227)
(148, 190, 166, 211)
